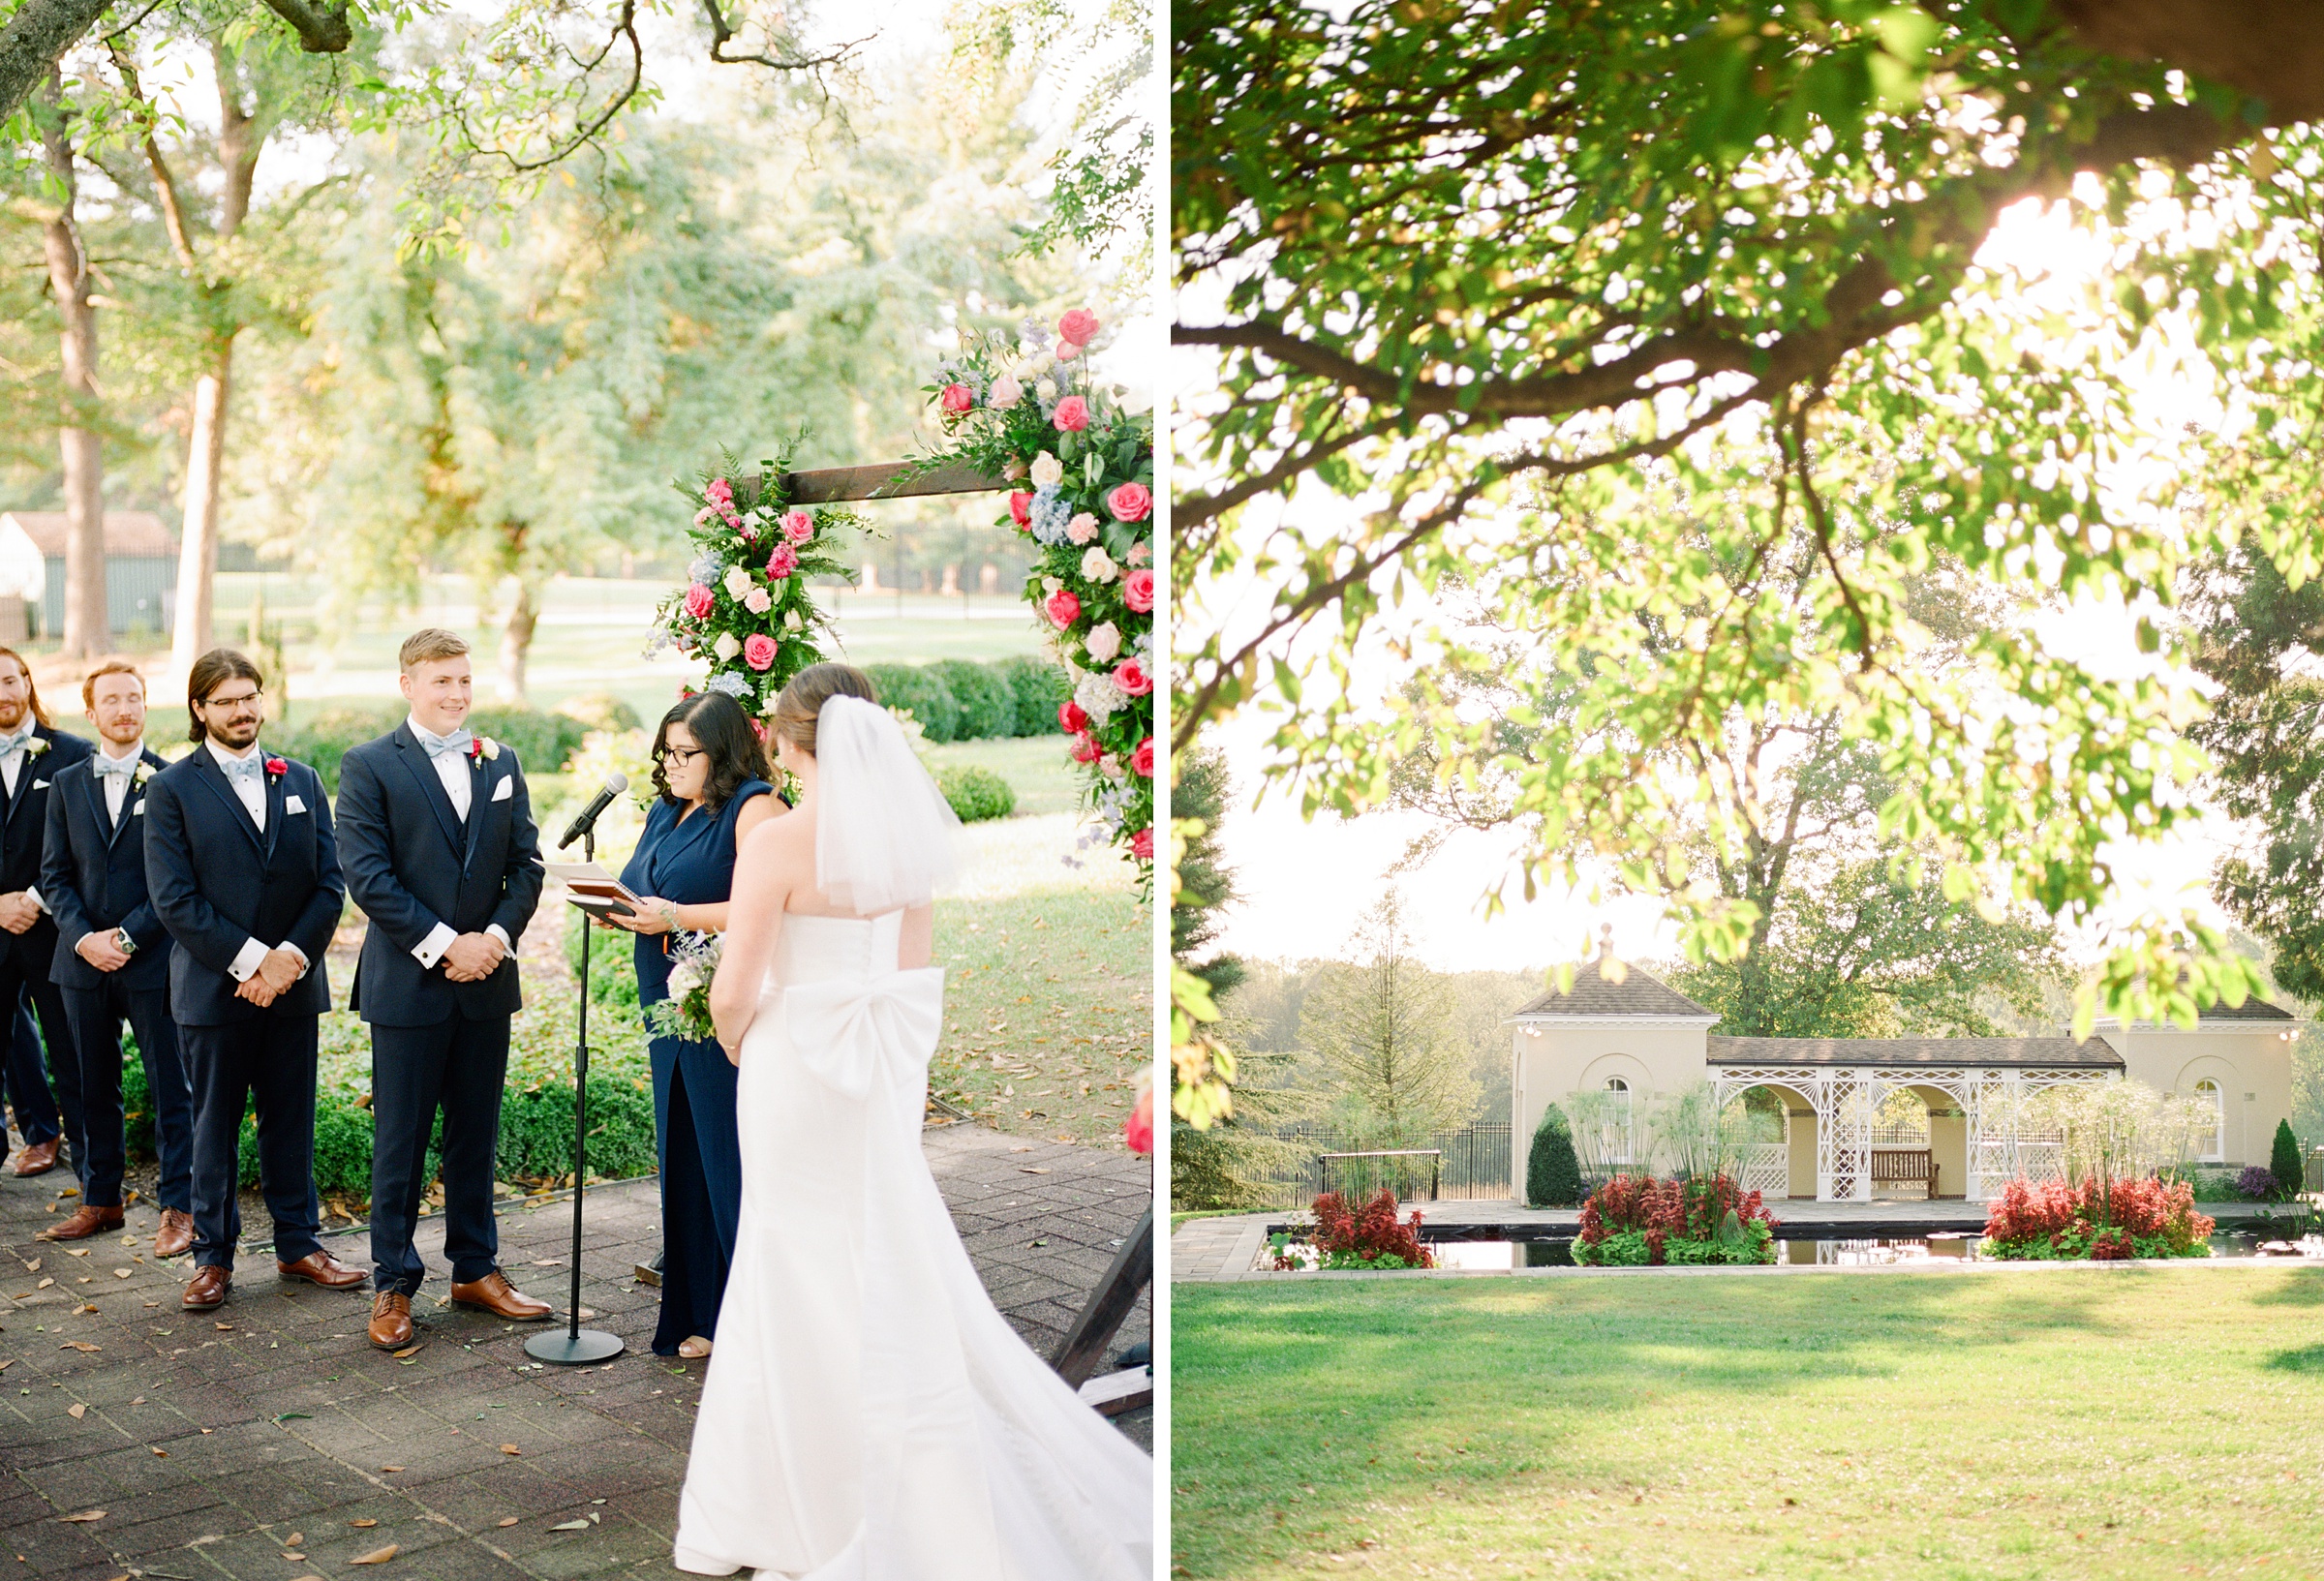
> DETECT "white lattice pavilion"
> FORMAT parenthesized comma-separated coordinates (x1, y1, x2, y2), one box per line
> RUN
(1508, 955, 2299, 1202)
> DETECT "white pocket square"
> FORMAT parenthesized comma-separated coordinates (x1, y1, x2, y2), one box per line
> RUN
(286, 794, 308, 814)
(491, 777, 513, 803)
(132, 802, 145, 816)
(31, 779, 46, 790)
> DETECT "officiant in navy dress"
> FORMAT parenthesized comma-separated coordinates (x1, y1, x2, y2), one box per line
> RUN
(37, 659, 194, 1257)
(144, 648, 367, 1312)
(608, 691, 780, 1359)
(0, 646, 92, 1184)
(336, 628, 552, 1352)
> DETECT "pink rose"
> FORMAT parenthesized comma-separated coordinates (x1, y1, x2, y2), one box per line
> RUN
(705, 477, 734, 507)
(1053, 396, 1090, 432)
(693, 506, 715, 526)
(782, 509, 814, 544)
(1123, 1082, 1152, 1155)
(1131, 737, 1154, 777)
(744, 633, 778, 672)
(1044, 588, 1082, 628)
(1112, 659, 1151, 697)
(1107, 480, 1152, 522)
(1070, 730, 1102, 765)
(1129, 827, 1153, 861)
(939, 381, 973, 414)
(1009, 491, 1033, 529)
(1057, 308, 1099, 346)
(1058, 699, 1088, 734)
(766, 543, 799, 579)
(1123, 567, 1154, 614)
(683, 583, 715, 620)
(1055, 341, 1080, 361)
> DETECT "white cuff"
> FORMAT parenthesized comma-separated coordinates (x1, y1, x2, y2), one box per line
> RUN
(25, 887, 44, 915)
(280, 941, 309, 977)
(414, 922, 458, 968)
(485, 924, 510, 951)
(229, 936, 267, 982)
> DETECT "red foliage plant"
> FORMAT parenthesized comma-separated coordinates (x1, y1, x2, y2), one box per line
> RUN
(1309, 1189, 1435, 1268)
(1982, 1175, 2216, 1258)
(1575, 1172, 1780, 1263)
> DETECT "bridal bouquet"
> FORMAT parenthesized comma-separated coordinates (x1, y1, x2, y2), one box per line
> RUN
(914, 309, 1155, 872)
(648, 931, 723, 1045)
(652, 435, 868, 720)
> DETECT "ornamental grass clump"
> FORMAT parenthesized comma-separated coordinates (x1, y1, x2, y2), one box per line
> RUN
(1572, 1172, 1778, 1266)
(1979, 1174, 2216, 1261)
(1295, 1189, 1435, 1270)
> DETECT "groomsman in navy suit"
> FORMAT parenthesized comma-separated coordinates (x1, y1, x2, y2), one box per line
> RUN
(337, 628, 550, 1351)
(0, 646, 93, 1182)
(144, 649, 366, 1311)
(38, 660, 196, 1256)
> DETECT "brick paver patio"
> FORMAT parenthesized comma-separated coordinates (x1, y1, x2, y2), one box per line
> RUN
(1, 1121, 1149, 1580)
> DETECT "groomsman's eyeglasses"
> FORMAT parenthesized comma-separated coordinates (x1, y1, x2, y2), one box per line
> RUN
(657, 745, 706, 766)
(199, 687, 263, 712)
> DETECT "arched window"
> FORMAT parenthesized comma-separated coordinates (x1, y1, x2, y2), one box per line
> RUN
(1605, 1077, 1634, 1165)
(2195, 1079, 2224, 1162)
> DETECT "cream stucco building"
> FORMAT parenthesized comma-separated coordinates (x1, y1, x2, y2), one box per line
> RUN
(1510, 956, 2300, 1202)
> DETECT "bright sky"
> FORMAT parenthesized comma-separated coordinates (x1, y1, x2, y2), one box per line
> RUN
(1184, 190, 2251, 979)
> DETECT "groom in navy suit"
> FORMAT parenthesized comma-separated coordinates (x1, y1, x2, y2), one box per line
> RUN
(144, 648, 366, 1311)
(336, 628, 550, 1351)
(37, 659, 196, 1256)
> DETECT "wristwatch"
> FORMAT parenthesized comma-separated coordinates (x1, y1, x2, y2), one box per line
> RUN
(114, 928, 138, 958)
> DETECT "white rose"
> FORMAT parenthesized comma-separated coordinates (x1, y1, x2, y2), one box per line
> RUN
(1085, 621, 1122, 664)
(1029, 451, 1064, 489)
(715, 632, 743, 662)
(744, 587, 773, 615)
(1025, 352, 1055, 379)
(1043, 576, 1064, 595)
(1081, 546, 1117, 583)
(1117, 386, 1153, 415)
(1036, 378, 1058, 403)
(991, 374, 1023, 408)
(1098, 753, 1124, 779)
(722, 565, 752, 601)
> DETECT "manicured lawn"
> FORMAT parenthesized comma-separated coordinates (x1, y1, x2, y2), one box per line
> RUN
(932, 885, 1151, 1149)
(1174, 1270, 2324, 1579)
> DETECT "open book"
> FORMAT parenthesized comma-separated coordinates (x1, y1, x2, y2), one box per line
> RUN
(545, 859, 644, 923)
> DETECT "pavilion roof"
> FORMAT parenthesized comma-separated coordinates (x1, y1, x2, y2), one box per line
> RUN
(1513, 958, 1715, 1019)
(1706, 1036, 2122, 1069)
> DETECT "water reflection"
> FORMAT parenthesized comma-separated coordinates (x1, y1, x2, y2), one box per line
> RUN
(1258, 1230, 2324, 1272)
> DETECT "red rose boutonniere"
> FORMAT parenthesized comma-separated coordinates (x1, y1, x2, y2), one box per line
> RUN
(263, 756, 288, 779)
(467, 735, 500, 764)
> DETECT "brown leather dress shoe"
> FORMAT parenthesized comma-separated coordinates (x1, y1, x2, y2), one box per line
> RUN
(277, 1250, 367, 1290)
(448, 1269, 552, 1321)
(181, 1264, 231, 1310)
(368, 1291, 413, 1351)
(152, 1208, 196, 1260)
(10, 1137, 58, 1176)
(36, 1202, 124, 1242)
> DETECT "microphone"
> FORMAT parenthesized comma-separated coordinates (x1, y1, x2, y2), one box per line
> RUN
(558, 773, 628, 850)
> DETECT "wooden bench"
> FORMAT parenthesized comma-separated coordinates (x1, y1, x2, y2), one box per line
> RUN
(1871, 1149, 1940, 1199)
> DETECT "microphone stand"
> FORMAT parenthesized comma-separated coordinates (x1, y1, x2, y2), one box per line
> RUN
(527, 822, 625, 1366)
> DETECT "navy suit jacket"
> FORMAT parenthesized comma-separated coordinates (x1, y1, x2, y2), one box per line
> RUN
(338, 723, 544, 1027)
(1, 723, 94, 975)
(41, 745, 173, 992)
(143, 745, 344, 1025)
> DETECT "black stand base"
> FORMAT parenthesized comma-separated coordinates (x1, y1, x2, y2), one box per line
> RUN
(525, 1327, 626, 1365)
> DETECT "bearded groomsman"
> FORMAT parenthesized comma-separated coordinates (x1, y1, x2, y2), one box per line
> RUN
(37, 660, 196, 1256)
(0, 647, 93, 1182)
(145, 649, 365, 1311)
(337, 629, 549, 1352)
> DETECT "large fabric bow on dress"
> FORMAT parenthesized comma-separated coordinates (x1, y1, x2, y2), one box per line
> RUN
(784, 967, 946, 1103)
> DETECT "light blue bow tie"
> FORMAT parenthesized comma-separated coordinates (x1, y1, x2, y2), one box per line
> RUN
(0, 729, 33, 757)
(220, 752, 264, 785)
(95, 756, 139, 779)
(415, 725, 474, 760)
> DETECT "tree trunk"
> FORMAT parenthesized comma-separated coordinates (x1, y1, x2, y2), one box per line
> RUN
(500, 575, 537, 704)
(168, 339, 232, 676)
(39, 74, 105, 660)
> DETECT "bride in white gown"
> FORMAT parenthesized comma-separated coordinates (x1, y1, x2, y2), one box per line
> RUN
(673, 662, 1152, 1580)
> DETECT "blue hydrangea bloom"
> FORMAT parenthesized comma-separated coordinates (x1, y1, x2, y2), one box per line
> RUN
(1029, 487, 1075, 547)
(705, 672, 749, 699)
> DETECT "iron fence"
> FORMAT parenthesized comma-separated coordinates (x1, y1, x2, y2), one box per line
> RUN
(1242, 1121, 1514, 1208)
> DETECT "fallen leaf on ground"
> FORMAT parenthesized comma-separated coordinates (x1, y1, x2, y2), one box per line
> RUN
(0, 1360, 11, 1372)
(391, 1345, 421, 1358)
(59, 1342, 98, 1353)
(214, 1323, 232, 1331)
(380, 1465, 405, 1474)
(128, 1396, 142, 1405)
(350, 1518, 379, 1528)
(280, 1553, 305, 1562)
(76, 1303, 97, 1314)
(1019, 1167, 1052, 1174)
(57, 1510, 104, 1523)
(112, 1269, 131, 1279)
(66, 1249, 87, 1258)
(151, 1448, 167, 1458)
(350, 1544, 398, 1565)
(22, 1259, 36, 1270)
(496, 1517, 517, 1528)
(66, 1404, 85, 1419)
(36, 1278, 52, 1289)
(286, 1534, 303, 1546)
(499, 1444, 520, 1455)
(548, 1519, 590, 1532)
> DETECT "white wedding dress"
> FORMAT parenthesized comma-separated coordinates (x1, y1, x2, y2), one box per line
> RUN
(673, 908, 1152, 1579)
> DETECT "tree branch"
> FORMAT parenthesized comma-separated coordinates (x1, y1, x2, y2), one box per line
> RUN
(0, 0, 116, 125)
(255, 0, 351, 53)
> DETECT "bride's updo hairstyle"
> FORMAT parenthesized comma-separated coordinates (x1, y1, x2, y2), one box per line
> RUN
(771, 662, 878, 759)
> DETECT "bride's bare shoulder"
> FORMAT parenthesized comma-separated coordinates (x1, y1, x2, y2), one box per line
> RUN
(737, 802, 813, 863)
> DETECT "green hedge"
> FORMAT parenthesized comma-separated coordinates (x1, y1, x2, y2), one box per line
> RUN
(267, 702, 595, 793)
(930, 659, 1017, 741)
(937, 764, 1017, 822)
(860, 657, 1072, 743)
(863, 663, 963, 743)
(991, 654, 1073, 738)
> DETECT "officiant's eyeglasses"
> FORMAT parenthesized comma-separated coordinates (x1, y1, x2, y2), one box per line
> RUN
(656, 745, 706, 766)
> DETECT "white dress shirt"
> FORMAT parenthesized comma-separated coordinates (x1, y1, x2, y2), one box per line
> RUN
(406, 717, 510, 971)
(94, 742, 142, 824)
(210, 739, 308, 985)
(0, 727, 46, 916)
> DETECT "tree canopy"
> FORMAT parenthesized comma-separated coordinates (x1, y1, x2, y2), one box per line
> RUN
(1173, 0, 2324, 1030)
